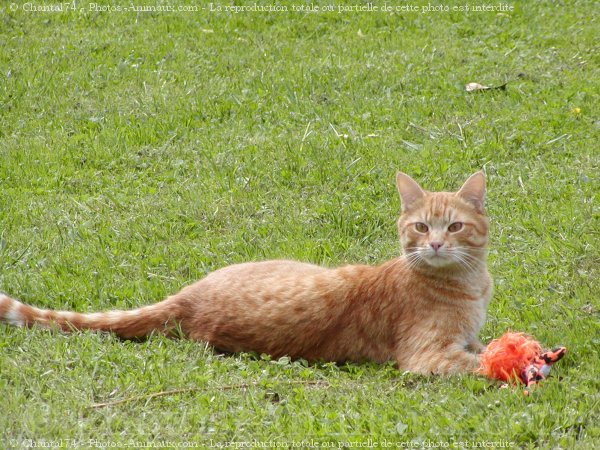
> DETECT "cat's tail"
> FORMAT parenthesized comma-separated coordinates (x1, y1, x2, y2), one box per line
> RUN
(0, 293, 181, 339)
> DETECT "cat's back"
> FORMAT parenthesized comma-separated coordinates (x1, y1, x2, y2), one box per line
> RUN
(204, 259, 328, 283)
(178, 259, 347, 312)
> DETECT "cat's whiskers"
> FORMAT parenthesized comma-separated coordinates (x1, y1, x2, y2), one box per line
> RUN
(450, 247, 485, 262)
(452, 254, 479, 275)
(447, 248, 484, 274)
(400, 245, 485, 275)
(405, 256, 423, 272)
(382, 256, 405, 274)
(403, 247, 429, 271)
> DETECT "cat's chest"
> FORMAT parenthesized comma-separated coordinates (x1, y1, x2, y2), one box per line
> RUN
(426, 275, 491, 306)
(419, 276, 491, 326)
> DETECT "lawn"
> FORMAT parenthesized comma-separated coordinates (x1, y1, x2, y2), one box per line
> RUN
(0, 0, 598, 448)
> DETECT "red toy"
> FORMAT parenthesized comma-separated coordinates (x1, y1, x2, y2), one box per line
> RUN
(478, 332, 566, 394)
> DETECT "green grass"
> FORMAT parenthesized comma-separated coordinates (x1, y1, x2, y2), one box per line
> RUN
(1, 0, 598, 447)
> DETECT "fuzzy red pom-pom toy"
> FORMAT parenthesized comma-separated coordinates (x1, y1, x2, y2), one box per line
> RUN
(478, 332, 566, 393)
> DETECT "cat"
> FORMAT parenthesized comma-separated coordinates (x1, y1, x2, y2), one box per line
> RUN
(0, 171, 492, 375)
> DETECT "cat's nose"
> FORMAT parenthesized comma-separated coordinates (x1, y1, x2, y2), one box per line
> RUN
(430, 242, 444, 252)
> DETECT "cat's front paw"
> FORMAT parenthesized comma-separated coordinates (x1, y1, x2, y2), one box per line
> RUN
(466, 341, 486, 354)
(404, 349, 481, 375)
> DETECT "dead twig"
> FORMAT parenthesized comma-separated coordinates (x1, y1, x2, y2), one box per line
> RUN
(90, 379, 329, 408)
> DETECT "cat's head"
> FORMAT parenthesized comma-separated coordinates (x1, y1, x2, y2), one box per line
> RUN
(396, 171, 489, 270)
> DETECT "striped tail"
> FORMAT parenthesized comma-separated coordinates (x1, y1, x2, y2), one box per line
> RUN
(0, 293, 180, 339)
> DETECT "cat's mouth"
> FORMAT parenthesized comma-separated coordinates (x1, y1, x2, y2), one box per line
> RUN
(423, 253, 455, 268)
(405, 248, 453, 269)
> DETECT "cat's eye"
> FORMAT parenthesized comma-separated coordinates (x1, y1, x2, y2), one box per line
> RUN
(448, 222, 464, 233)
(414, 222, 429, 233)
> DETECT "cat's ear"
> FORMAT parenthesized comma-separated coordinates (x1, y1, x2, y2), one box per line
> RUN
(396, 172, 426, 211)
(457, 171, 486, 212)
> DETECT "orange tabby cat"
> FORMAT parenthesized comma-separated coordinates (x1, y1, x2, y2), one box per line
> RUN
(0, 171, 492, 374)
